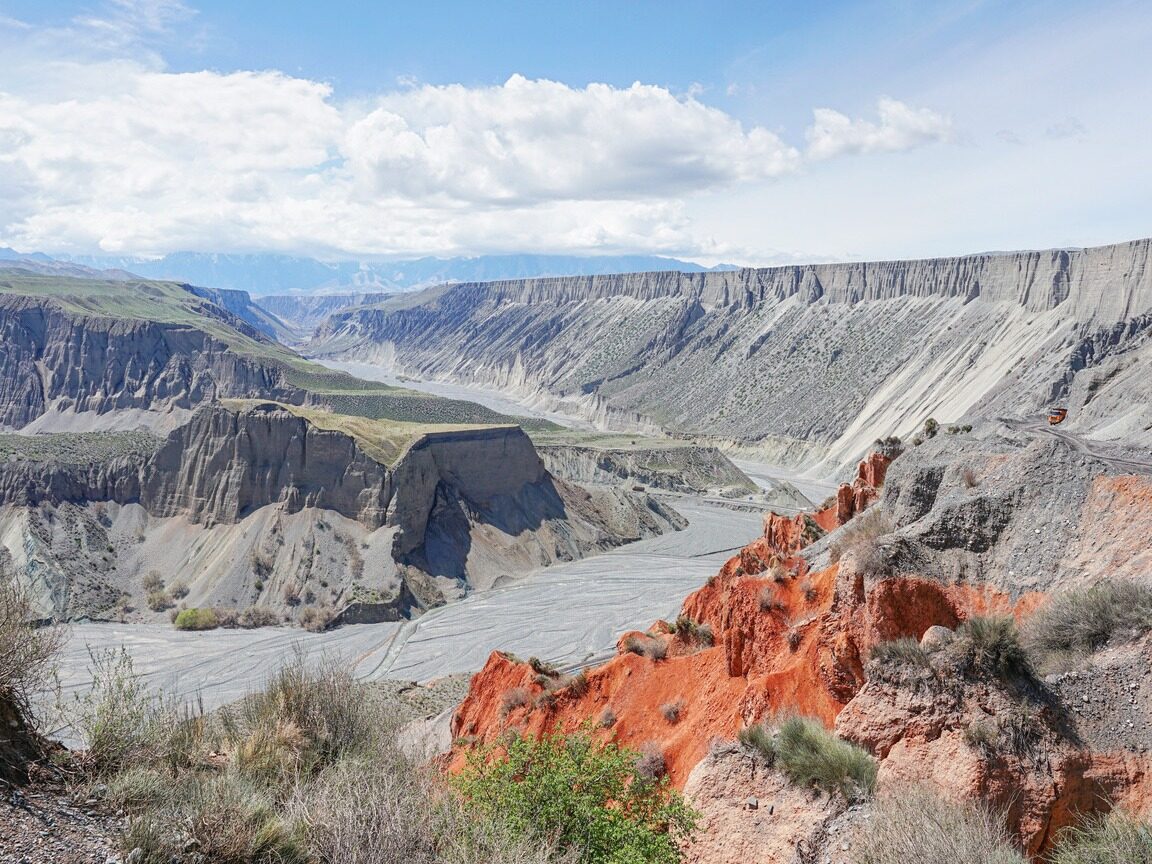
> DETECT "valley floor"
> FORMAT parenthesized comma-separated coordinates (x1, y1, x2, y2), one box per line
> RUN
(52, 500, 767, 735)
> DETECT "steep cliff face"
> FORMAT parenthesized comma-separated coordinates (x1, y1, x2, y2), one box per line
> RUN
(312, 239, 1152, 469)
(0, 404, 682, 621)
(535, 441, 769, 500)
(0, 293, 301, 430)
(449, 430, 1152, 858)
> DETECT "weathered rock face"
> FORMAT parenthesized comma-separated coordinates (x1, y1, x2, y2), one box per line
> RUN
(0, 294, 301, 429)
(449, 455, 892, 786)
(681, 743, 851, 864)
(449, 434, 1152, 860)
(142, 404, 393, 527)
(311, 238, 1152, 468)
(0, 405, 682, 620)
(536, 442, 767, 500)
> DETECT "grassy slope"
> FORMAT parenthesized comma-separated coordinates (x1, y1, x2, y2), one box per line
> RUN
(0, 269, 558, 431)
(222, 399, 516, 466)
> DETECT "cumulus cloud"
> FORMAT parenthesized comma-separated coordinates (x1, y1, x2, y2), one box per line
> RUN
(805, 97, 952, 161)
(0, 18, 951, 258)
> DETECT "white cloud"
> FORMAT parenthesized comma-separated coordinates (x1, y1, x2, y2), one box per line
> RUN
(0, 17, 951, 259)
(805, 97, 952, 161)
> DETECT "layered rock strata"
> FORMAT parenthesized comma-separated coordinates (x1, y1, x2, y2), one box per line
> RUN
(449, 429, 1152, 859)
(311, 238, 1152, 468)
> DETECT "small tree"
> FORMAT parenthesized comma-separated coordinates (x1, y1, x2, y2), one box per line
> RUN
(453, 731, 697, 864)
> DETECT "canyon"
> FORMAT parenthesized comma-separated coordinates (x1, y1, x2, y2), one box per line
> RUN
(3, 238, 1152, 863)
(304, 238, 1152, 472)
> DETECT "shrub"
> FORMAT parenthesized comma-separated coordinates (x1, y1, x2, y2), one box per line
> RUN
(961, 466, 979, 488)
(173, 608, 220, 631)
(923, 417, 939, 438)
(146, 590, 172, 612)
(282, 580, 301, 606)
(454, 731, 696, 864)
(74, 649, 172, 777)
(870, 637, 931, 669)
(168, 580, 189, 600)
(238, 606, 280, 629)
(760, 585, 785, 613)
(292, 752, 559, 864)
(500, 687, 531, 716)
(299, 606, 331, 632)
(634, 742, 667, 784)
(672, 616, 714, 647)
(250, 548, 274, 578)
(1027, 580, 1152, 656)
(959, 616, 1033, 682)
(623, 635, 646, 655)
(772, 715, 876, 802)
(598, 707, 617, 728)
(0, 579, 63, 720)
(737, 724, 775, 762)
(529, 656, 559, 677)
(121, 772, 307, 864)
(854, 785, 1026, 864)
(1048, 810, 1152, 864)
(565, 671, 589, 697)
(141, 571, 164, 592)
(828, 506, 893, 566)
(227, 653, 383, 779)
(661, 699, 685, 724)
(873, 435, 905, 459)
(643, 639, 668, 661)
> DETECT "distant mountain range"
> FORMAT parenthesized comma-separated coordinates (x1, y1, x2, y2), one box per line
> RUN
(0, 247, 736, 295)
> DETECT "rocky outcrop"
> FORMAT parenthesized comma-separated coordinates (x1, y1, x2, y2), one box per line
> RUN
(0, 404, 683, 621)
(310, 238, 1152, 468)
(536, 442, 767, 499)
(0, 293, 303, 429)
(449, 432, 1152, 859)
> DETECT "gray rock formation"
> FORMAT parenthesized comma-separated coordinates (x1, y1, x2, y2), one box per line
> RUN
(0, 292, 302, 430)
(535, 440, 762, 498)
(309, 239, 1152, 471)
(0, 404, 683, 621)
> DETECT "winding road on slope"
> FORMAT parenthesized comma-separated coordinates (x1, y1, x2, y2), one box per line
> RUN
(1006, 419, 1152, 475)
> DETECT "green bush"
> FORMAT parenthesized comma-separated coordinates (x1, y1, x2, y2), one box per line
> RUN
(1048, 810, 1152, 864)
(1028, 580, 1152, 656)
(173, 608, 220, 631)
(453, 731, 697, 864)
(853, 785, 1026, 864)
(737, 723, 774, 761)
(122, 772, 307, 864)
(772, 715, 876, 803)
(75, 649, 173, 777)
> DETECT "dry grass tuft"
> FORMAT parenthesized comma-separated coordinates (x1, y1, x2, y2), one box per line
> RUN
(854, 785, 1026, 864)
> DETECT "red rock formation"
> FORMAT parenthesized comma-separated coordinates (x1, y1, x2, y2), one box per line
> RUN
(448, 451, 1152, 860)
(450, 452, 918, 783)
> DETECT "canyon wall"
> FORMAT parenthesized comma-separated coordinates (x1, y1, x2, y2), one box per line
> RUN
(449, 428, 1152, 859)
(0, 292, 302, 430)
(0, 404, 682, 621)
(311, 239, 1152, 470)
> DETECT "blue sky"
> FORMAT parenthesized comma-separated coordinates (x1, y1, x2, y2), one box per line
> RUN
(0, 0, 1148, 263)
